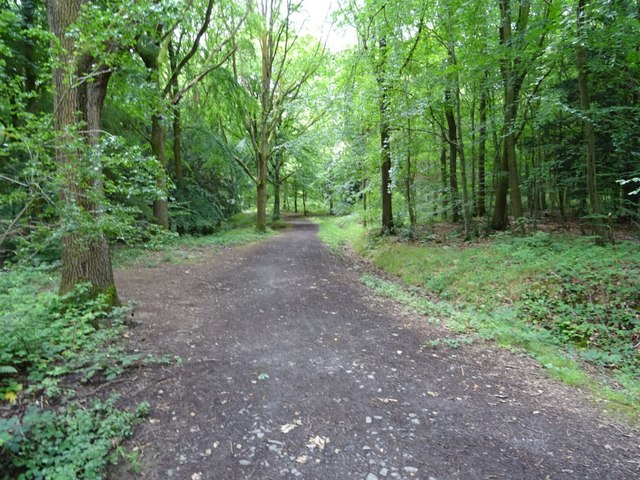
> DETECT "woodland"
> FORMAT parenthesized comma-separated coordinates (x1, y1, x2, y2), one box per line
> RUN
(0, 0, 639, 477)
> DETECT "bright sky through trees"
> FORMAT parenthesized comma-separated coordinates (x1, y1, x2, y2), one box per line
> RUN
(298, 0, 357, 51)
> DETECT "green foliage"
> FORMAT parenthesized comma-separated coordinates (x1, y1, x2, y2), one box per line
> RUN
(0, 397, 149, 479)
(172, 177, 242, 235)
(0, 266, 179, 400)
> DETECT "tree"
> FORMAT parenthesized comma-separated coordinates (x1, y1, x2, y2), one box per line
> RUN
(236, 0, 324, 232)
(45, 0, 117, 300)
(575, 0, 603, 242)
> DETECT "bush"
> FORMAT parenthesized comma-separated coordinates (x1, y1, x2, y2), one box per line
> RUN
(1, 398, 149, 479)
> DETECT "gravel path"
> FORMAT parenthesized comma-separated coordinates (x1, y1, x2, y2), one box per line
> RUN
(111, 220, 639, 479)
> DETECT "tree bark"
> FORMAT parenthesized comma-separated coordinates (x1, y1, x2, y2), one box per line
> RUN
(46, 0, 117, 302)
(377, 37, 394, 234)
(272, 168, 281, 222)
(255, 31, 272, 232)
(478, 85, 487, 217)
(151, 113, 169, 229)
(405, 120, 416, 228)
(444, 89, 460, 223)
(492, 0, 527, 230)
(439, 132, 448, 220)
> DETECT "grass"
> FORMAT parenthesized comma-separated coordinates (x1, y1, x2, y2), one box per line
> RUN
(317, 216, 640, 419)
(113, 213, 276, 268)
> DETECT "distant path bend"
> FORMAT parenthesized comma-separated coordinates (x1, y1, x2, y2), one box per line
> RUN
(113, 220, 639, 480)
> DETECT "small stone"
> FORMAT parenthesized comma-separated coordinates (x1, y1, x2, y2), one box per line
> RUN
(178, 454, 187, 464)
(366, 474, 379, 480)
(411, 419, 420, 425)
(239, 460, 251, 466)
(404, 466, 418, 474)
(366, 416, 372, 424)
(379, 467, 388, 477)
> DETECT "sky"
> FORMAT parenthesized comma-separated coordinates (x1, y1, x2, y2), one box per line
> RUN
(296, 0, 358, 52)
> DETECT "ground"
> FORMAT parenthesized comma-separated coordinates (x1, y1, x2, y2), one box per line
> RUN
(109, 220, 639, 479)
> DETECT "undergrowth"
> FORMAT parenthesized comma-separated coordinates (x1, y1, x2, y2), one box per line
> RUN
(318, 218, 640, 416)
(0, 268, 171, 477)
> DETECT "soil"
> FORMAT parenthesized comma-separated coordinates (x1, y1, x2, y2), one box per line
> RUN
(109, 220, 639, 480)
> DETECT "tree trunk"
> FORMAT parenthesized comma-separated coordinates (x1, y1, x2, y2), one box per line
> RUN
(151, 114, 169, 229)
(256, 31, 272, 233)
(444, 89, 460, 223)
(173, 108, 183, 182)
(492, 0, 526, 230)
(405, 119, 417, 228)
(23, 0, 39, 115)
(448, 40, 472, 239)
(169, 42, 183, 184)
(302, 189, 307, 216)
(377, 37, 394, 234)
(576, 0, 604, 243)
(46, 0, 117, 302)
(272, 170, 281, 222)
(440, 134, 448, 220)
(478, 85, 487, 217)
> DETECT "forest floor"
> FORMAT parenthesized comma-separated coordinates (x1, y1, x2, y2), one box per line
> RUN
(109, 219, 639, 480)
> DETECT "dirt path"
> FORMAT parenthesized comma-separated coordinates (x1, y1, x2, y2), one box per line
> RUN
(112, 220, 638, 480)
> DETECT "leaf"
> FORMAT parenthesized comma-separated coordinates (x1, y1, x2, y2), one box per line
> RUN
(306, 435, 329, 452)
(3, 391, 17, 404)
(280, 419, 302, 433)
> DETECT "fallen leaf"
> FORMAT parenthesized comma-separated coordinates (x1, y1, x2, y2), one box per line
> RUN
(306, 435, 329, 452)
(280, 419, 302, 433)
(296, 455, 311, 464)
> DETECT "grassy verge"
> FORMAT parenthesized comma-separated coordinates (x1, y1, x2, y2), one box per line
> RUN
(315, 216, 640, 418)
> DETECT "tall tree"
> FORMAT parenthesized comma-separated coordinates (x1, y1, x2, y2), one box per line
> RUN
(575, 0, 603, 242)
(45, 0, 117, 300)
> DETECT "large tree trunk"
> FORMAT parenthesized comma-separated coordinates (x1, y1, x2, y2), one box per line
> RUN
(46, 0, 117, 302)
